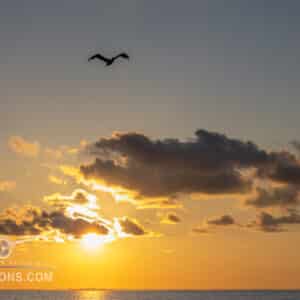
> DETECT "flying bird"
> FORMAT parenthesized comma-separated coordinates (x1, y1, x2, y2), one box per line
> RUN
(88, 52, 130, 66)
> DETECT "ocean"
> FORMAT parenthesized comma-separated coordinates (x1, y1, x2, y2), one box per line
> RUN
(0, 290, 299, 300)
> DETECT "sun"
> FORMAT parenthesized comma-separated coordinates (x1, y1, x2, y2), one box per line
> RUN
(80, 233, 106, 251)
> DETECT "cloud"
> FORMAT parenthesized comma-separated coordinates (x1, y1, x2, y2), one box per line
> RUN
(47, 210, 109, 237)
(161, 213, 181, 224)
(81, 129, 269, 198)
(245, 186, 299, 208)
(0, 206, 110, 238)
(0, 180, 16, 192)
(248, 210, 300, 232)
(8, 136, 40, 157)
(115, 217, 147, 236)
(78, 129, 300, 221)
(207, 214, 236, 226)
(44, 189, 100, 219)
(0, 192, 157, 241)
(192, 214, 236, 234)
(258, 151, 300, 185)
(192, 227, 210, 234)
(137, 198, 183, 210)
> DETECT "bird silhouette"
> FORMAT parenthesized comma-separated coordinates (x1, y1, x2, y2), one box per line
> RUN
(88, 52, 130, 66)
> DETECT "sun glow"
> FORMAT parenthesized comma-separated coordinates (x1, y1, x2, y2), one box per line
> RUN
(80, 233, 114, 250)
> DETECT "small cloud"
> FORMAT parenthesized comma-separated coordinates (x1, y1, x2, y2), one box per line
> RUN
(207, 214, 235, 226)
(192, 227, 210, 234)
(247, 210, 300, 233)
(161, 213, 181, 224)
(192, 214, 236, 234)
(114, 217, 147, 236)
(0, 180, 16, 192)
(8, 136, 40, 157)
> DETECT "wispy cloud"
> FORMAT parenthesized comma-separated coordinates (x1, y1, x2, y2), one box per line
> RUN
(8, 136, 40, 157)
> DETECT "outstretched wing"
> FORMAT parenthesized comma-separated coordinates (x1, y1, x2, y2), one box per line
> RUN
(113, 52, 130, 61)
(88, 53, 110, 63)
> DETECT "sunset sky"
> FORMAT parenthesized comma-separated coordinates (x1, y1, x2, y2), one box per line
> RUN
(1, 0, 300, 290)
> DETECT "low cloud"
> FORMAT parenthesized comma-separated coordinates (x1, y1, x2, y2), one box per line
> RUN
(0, 196, 156, 241)
(192, 214, 236, 234)
(0, 206, 109, 238)
(248, 210, 300, 232)
(8, 136, 40, 157)
(207, 214, 236, 226)
(245, 186, 299, 208)
(115, 217, 147, 236)
(161, 213, 181, 224)
(192, 227, 210, 234)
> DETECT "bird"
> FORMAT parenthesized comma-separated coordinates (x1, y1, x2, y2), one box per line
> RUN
(88, 52, 130, 66)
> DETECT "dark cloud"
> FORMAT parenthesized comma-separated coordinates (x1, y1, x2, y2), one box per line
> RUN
(82, 157, 250, 197)
(81, 129, 272, 197)
(192, 227, 210, 234)
(162, 213, 181, 224)
(248, 210, 300, 232)
(48, 211, 109, 237)
(81, 129, 300, 200)
(192, 214, 236, 234)
(116, 217, 147, 236)
(258, 151, 300, 186)
(207, 214, 235, 226)
(0, 207, 109, 238)
(246, 186, 299, 208)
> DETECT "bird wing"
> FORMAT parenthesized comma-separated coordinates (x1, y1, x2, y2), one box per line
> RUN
(88, 53, 110, 62)
(113, 52, 130, 60)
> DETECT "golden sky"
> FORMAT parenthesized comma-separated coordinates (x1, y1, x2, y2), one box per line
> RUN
(1, 0, 300, 290)
(1, 129, 300, 290)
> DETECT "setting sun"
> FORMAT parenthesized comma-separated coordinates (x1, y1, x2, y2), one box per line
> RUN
(80, 233, 114, 251)
(2, 0, 300, 295)
(80, 233, 106, 250)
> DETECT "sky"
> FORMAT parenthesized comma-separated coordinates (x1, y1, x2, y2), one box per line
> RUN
(1, 0, 300, 290)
